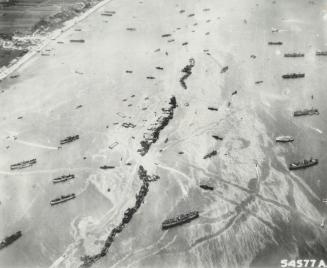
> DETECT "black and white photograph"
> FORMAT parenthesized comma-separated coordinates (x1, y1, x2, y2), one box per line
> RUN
(0, 0, 327, 267)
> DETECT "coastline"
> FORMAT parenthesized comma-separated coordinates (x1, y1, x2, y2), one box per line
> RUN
(0, 0, 114, 82)
(0, 0, 327, 267)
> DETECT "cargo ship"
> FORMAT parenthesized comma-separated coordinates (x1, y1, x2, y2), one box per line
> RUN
(316, 51, 327, 56)
(275, 136, 294, 142)
(282, 73, 305, 79)
(289, 158, 318, 170)
(10, 159, 36, 170)
(162, 211, 199, 230)
(60, 135, 79, 145)
(284, 53, 304, 57)
(50, 193, 75, 206)
(0, 231, 22, 250)
(293, 108, 319, 116)
(268, 41, 283, 45)
(52, 174, 75, 183)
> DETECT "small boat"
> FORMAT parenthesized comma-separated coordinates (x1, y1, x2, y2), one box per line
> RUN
(268, 41, 283, 45)
(52, 174, 75, 184)
(60, 135, 79, 145)
(0, 231, 22, 250)
(162, 211, 199, 230)
(221, 66, 228, 73)
(100, 165, 115, 169)
(70, 39, 85, 43)
(109, 142, 119, 149)
(212, 135, 223, 140)
(282, 73, 305, 79)
(316, 51, 327, 56)
(200, 184, 214, 191)
(289, 158, 318, 170)
(50, 194, 75, 206)
(293, 108, 319, 117)
(284, 53, 304, 57)
(276, 136, 294, 142)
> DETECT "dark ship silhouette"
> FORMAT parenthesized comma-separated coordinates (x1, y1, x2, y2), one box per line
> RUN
(0, 231, 22, 250)
(275, 136, 294, 142)
(50, 193, 75, 206)
(52, 174, 75, 183)
(162, 211, 199, 229)
(100, 165, 115, 169)
(60, 135, 79, 145)
(200, 184, 214, 190)
(293, 108, 319, 116)
(289, 158, 318, 170)
(10, 159, 36, 170)
(284, 53, 304, 57)
(316, 51, 327, 56)
(282, 73, 305, 79)
(268, 41, 283, 45)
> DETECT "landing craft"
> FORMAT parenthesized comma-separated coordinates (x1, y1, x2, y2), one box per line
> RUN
(200, 184, 214, 191)
(100, 165, 115, 169)
(70, 39, 85, 43)
(282, 73, 305, 79)
(284, 53, 304, 57)
(293, 108, 319, 116)
(268, 41, 283, 45)
(316, 51, 327, 56)
(275, 136, 294, 142)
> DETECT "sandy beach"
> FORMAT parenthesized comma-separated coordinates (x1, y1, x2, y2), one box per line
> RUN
(1, 0, 327, 267)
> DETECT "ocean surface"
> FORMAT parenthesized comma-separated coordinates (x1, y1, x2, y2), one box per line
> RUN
(1, 0, 327, 267)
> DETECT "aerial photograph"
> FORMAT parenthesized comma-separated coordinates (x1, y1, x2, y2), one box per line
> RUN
(0, 0, 327, 267)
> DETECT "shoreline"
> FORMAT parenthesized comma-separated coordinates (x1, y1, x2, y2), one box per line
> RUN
(0, 0, 114, 82)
